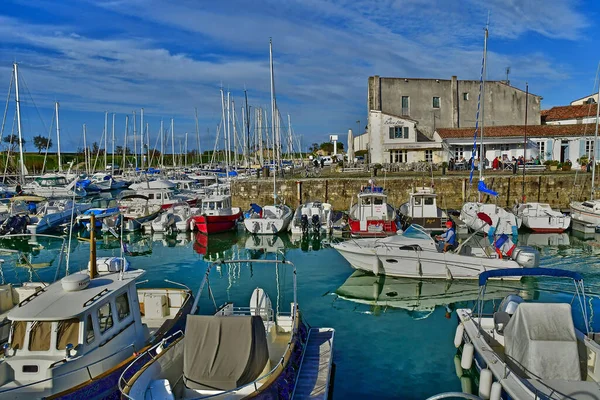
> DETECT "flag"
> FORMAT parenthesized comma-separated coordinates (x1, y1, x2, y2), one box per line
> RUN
(477, 180, 498, 197)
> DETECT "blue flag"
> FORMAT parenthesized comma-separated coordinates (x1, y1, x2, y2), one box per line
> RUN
(477, 180, 498, 197)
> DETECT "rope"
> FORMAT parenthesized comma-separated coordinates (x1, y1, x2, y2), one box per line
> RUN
(468, 32, 487, 197)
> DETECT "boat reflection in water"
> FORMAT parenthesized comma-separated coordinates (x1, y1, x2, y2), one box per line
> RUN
(193, 230, 241, 261)
(520, 232, 570, 248)
(335, 270, 533, 320)
(150, 231, 192, 247)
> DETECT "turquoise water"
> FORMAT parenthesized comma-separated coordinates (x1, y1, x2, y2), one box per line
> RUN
(3, 230, 600, 399)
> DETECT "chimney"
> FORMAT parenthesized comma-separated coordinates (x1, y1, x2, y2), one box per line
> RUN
(451, 75, 459, 128)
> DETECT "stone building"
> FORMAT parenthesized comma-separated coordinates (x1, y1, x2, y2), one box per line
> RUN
(366, 75, 541, 164)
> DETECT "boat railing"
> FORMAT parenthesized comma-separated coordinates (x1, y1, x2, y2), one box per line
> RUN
(425, 393, 482, 400)
(119, 330, 184, 398)
(0, 342, 136, 394)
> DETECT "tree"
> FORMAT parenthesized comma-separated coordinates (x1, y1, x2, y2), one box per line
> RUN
(309, 143, 319, 153)
(3, 134, 26, 152)
(319, 141, 344, 154)
(32, 135, 53, 154)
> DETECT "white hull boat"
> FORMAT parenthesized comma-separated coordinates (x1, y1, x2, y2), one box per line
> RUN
(455, 268, 600, 400)
(570, 199, 600, 226)
(460, 202, 521, 237)
(22, 174, 86, 198)
(513, 202, 570, 233)
(244, 204, 293, 235)
(26, 199, 91, 234)
(149, 210, 176, 233)
(333, 225, 539, 280)
(289, 201, 333, 235)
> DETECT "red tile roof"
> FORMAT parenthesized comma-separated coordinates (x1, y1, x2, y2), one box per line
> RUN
(437, 123, 598, 139)
(542, 104, 598, 121)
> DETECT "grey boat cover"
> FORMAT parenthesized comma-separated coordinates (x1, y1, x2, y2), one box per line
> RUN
(183, 314, 269, 391)
(504, 303, 581, 381)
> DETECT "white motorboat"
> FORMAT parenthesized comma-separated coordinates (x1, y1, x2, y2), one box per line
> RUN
(243, 204, 293, 235)
(107, 194, 161, 232)
(25, 199, 91, 235)
(89, 172, 113, 191)
(332, 224, 540, 280)
(0, 253, 193, 399)
(460, 202, 521, 238)
(76, 203, 121, 231)
(22, 174, 86, 198)
(335, 270, 532, 319)
(513, 202, 570, 233)
(398, 186, 450, 233)
(289, 201, 333, 235)
(455, 268, 600, 400)
(128, 179, 175, 191)
(570, 199, 600, 227)
(119, 258, 334, 400)
(148, 209, 176, 233)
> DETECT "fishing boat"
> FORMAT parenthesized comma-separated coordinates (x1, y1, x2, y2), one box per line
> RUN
(512, 202, 570, 233)
(243, 204, 293, 235)
(119, 258, 334, 400)
(289, 201, 333, 236)
(193, 193, 241, 234)
(333, 224, 539, 280)
(335, 270, 532, 319)
(22, 174, 86, 198)
(0, 243, 194, 398)
(454, 268, 600, 400)
(398, 186, 449, 233)
(348, 182, 398, 238)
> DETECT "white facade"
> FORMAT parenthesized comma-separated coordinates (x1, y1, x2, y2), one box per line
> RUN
(368, 110, 443, 164)
(353, 132, 368, 152)
(571, 94, 598, 106)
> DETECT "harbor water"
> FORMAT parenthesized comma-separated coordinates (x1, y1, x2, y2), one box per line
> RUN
(2, 229, 600, 399)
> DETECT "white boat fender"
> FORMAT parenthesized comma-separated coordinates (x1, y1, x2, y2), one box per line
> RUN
(189, 220, 195, 232)
(156, 340, 166, 355)
(453, 354, 463, 378)
(461, 343, 474, 370)
(460, 374, 473, 394)
(454, 324, 464, 348)
(490, 382, 502, 400)
(478, 368, 493, 399)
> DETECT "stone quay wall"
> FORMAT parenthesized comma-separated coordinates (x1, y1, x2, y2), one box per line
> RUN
(231, 174, 589, 211)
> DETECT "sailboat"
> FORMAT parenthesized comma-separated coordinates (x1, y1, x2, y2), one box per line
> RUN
(458, 26, 520, 238)
(243, 39, 293, 235)
(570, 79, 600, 228)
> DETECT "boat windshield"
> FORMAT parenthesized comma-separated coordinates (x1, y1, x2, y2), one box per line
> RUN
(401, 224, 432, 241)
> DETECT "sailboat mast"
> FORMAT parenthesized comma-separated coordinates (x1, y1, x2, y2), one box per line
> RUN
(160, 119, 164, 168)
(104, 111, 108, 170)
(591, 82, 600, 199)
(55, 102, 62, 172)
(195, 107, 201, 165)
(171, 118, 175, 168)
(220, 89, 229, 176)
(123, 116, 128, 172)
(13, 63, 25, 184)
(83, 124, 89, 175)
(269, 38, 277, 204)
(522, 83, 528, 202)
(111, 113, 115, 171)
(133, 111, 137, 169)
(244, 89, 250, 166)
(478, 26, 488, 202)
(140, 108, 144, 169)
(185, 132, 188, 166)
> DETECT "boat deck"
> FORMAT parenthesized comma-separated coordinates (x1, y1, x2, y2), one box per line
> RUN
(293, 327, 335, 400)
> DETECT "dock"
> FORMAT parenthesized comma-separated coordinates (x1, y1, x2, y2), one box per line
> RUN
(292, 327, 335, 400)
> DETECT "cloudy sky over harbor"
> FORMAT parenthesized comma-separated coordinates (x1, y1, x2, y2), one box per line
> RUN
(0, 0, 596, 152)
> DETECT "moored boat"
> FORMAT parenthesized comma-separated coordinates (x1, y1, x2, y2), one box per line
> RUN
(398, 186, 449, 233)
(513, 202, 571, 233)
(289, 201, 333, 236)
(348, 183, 398, 238)
(192, 193, 241, 234)
(243, 204, 293, 235)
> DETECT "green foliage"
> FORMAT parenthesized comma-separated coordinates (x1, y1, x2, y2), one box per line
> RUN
(32, 135, 53, 154)
(3, 134, 26, 152)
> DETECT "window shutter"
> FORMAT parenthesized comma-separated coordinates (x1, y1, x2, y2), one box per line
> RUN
(389, 127, 394, 139)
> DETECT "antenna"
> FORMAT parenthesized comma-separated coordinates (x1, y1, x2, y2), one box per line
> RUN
(505, 67, 511, 85)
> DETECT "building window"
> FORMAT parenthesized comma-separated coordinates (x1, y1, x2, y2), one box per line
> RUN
(537, 141, 545, 158)
(586, 139, 595, 156)
(425, 150, 433, 162)
(402, 96, 409, 115)
(403, 126, 409, 139)
(500, 144, 510, 152)
(432, 97, 440, 108)
(455, 147, 464, 159)
(388, 126, 404, 139)
(390, 150, 407, 163)
(463, 93, 469, 100)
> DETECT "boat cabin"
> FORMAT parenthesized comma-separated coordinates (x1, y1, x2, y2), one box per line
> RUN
(34, 175, 68, 188)
(353, 187, 392, 221)
(399, 187, 447, 232)
(580, 201, 600, 212)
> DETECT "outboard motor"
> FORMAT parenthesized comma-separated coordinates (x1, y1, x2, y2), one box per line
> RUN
(499, 294, 524, 316)
(301, 214, 309, 235)
(311, 214, 320, 235)
(510, 246, 540, 268)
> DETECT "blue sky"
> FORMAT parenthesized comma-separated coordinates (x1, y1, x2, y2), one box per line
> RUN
(0, 0, 596, 153)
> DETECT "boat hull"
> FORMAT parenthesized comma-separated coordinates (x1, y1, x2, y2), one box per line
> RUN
(194, 210, 242, 234)
(348, 218, 397, 238)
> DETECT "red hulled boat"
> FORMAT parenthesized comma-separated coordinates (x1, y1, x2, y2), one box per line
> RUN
(348, 182, 398, 238)
(192, 193, 242, 234)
